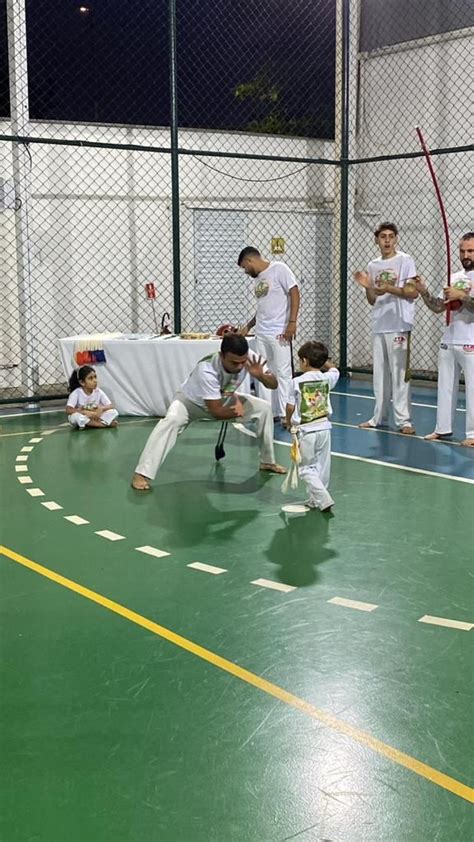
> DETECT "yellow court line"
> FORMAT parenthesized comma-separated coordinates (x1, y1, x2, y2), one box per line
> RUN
(1, 545, 473, 804)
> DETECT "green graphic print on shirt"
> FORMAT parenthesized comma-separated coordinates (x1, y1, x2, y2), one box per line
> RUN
(300, 381, 329, 424)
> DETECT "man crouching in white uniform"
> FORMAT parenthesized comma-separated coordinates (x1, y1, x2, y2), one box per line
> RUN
(131, 333, 287, 490)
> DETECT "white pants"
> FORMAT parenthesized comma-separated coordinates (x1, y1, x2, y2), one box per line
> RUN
(368, 332, 412, 428)
(135, 392, 276, 480)
(69, 409, 118, 428)
(434, 343, 474, 439)
(254, 334, 293, 420)
(297, 428, 334, 510)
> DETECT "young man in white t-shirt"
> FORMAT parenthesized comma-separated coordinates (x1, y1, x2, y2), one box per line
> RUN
(286, 341, 339, 512)
(131, 333, 286, 490)
(237, 247, 300, 427)
(354, 222, 418, 434)
(415, 232, 474, 447)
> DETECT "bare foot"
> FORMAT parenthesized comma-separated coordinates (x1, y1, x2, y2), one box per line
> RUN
(359, 421, 376, 429)
(461, 438, 474, 447)
(424, 432, 452, 441)
(110, 420, 118, 428)
(87, 418, 106, 428)
(400, 426, 416, 435)
(131, 472, 151, 490)
(260, 463, 287, 474)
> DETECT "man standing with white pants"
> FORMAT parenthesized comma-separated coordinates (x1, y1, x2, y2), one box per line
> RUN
(415, 232, 474, 447)
(354, 222, 418, 434)
(237, 247, 300, 427)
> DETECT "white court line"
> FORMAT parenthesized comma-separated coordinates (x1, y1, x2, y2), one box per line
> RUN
(64, 515, 90, 525)
(15, 465, 28, 472)
(418, 615, 473, 632)
(328, 596, 378, 613)
(135, 545, 170, 559)
(26, 488, 45, 497)
(15, 455, 28, 462)
(332, 451, 474, 485)
(233, 424, 474, 484)
(95, 529, 126, 541)
(20, 446, 34, 452)
(28, 437, 43, 443)
(41, 501, 63, 511)
(332, 391, 466, 412)
(251, 578, 296, 594)
(0, 409, 63, 419)
(17, 476, 33, 485)
(188, 561, 227, 575)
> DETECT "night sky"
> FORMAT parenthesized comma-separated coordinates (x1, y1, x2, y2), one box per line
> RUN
(1, 0, 336, 138)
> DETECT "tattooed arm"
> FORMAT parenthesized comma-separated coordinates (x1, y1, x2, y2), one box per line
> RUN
(414, 276, 445, 313)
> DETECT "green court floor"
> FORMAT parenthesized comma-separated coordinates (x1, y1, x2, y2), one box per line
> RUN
(0, 413, 473, 841)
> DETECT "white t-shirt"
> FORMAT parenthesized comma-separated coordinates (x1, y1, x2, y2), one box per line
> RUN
(253, 261, 299, 336)
(67, 387, 112, 411)
(367, 251, 417, 334)
(181, 350, 268, 408)
(440, 270, 474, 345)
(288, 368, 340, 432)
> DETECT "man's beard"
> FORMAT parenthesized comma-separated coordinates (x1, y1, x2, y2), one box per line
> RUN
(461, 258, 474, 271)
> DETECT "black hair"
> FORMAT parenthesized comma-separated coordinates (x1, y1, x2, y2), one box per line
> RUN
(374, 221, 398, 238)
(298, 341, 328, 369)
(68, 365, 95, 393)
(461, 232, 474, 241)
(220, 333, 248, 356)
(237, 246, 261, 266)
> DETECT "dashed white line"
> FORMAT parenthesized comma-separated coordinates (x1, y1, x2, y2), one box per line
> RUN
(64, 515, 90, 525)
(15, 455, 28, 462)
(15, 465, 28, 472)
(95, 529, 126, 541)
(135, 545, 170, 559)
(26, 488, 45, 497)
(20, 446, 34, 452)
(251, 578, 296, 594)
(41, 501, 63, 511)
(188, 561, 227, 575)
(17, 476, 33, 485)
(418, 615, 473, 632)
(28, 437, 43, 443)
(41, 430, 58, 436)
(328, 596, 378, 612)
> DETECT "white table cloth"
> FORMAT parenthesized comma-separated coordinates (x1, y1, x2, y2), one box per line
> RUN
(58, 334, 251, 416)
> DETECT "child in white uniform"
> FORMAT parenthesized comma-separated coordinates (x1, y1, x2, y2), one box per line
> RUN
(286, 341, 339, 512)
(67, 365, 118, 429)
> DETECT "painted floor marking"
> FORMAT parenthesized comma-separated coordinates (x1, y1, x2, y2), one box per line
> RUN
(41, 501, 63, 511)
(331, 452, 474, 485)
(28, 437, 43, 443)
(26, 488, 45, 497)
(135, 545, 170, 559)
(64, 515, 90, 526)
(234, 424, 474, 483)
(95, 529, 126, 541)
(15, 455, 28, 462)
(17, 476, 33, 485)
(251, 578, 296, 594)
(188, 561, 227, 575)
(328, 596, 378, 613)
(1, 544, 472, 805)
(20, 446, 34, 452)
(15, 465, 28, 472)
(332, 390, 466, 412)
(419, 615, 473, 632)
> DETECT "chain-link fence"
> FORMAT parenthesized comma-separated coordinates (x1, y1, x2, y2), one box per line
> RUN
(1, 0, 473, 403)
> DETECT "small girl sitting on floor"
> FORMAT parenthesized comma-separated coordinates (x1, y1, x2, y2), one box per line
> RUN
(66, 365, 118, 429)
